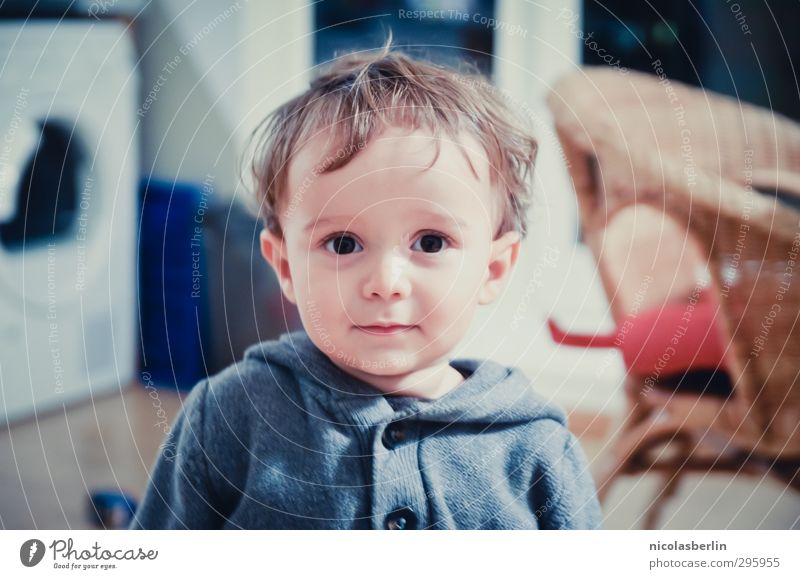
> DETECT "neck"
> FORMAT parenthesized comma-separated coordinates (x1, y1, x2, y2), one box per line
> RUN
(332, 359, 466, 400)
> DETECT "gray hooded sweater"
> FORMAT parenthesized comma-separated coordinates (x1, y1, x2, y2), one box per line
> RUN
(130, 330, 603, 529)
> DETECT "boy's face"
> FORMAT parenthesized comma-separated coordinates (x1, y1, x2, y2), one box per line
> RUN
(260, 126, 520, 392)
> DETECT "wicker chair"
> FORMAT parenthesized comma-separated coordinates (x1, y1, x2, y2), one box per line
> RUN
(546, 66, 800, 528)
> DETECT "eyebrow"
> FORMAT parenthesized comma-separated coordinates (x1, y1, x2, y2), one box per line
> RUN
(303, 211, 469, 233)
(303, 215, 352, 233)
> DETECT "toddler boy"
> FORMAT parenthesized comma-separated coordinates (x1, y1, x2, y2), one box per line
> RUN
(131, 46, 602, 529)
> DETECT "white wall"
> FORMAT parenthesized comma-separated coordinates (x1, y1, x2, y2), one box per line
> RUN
(134, 0, 313, 198)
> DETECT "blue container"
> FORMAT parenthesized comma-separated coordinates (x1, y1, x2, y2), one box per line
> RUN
(138, 179, 209, 391)
(88, 490, 138, 529)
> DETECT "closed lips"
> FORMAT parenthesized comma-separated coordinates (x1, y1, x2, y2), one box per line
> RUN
(357, 324, 414, 333)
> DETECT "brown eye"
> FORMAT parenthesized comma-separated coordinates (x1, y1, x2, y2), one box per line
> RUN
(324, 234, 362, 255)
(412, 234, 447, 253)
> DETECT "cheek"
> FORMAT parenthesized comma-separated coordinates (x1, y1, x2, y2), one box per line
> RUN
(422, 275, 478, 323)
(430, 258, 486, 313)
(297, 253, 339, 288)
(302, 263, 355, 313)
(440, 251, 488, 289)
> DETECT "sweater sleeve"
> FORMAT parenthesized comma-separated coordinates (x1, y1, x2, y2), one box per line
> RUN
(531, 426, 604, 530)
(129, 380, 225, 529)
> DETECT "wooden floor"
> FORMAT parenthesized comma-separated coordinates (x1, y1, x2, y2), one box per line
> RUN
(0, 381, 184, 529)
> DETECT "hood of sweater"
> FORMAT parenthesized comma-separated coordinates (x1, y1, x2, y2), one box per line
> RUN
(244, 329, 567, 427)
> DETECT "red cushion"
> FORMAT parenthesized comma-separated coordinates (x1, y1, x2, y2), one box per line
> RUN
(619, 295, 725, 375)
(547, 290, 726, 376)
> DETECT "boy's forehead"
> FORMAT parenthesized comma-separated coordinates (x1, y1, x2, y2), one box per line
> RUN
(287, 127, 489, 193)
(285, 126, 494, 216)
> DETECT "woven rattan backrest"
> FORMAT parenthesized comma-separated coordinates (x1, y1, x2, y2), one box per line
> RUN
(548, 67, 800, 457)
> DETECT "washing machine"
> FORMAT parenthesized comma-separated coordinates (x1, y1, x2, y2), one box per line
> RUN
(0, 21, 138, 424)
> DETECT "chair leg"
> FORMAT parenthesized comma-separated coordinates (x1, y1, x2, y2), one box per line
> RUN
(596, 454, 628, 502)
(643, 468, 684, 529)
(596, 397, 654, 502)
(598, 415, 687, 501)
(641, 434, 692, 529)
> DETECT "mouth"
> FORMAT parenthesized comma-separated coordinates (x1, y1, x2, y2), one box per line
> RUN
(355, 324, 415, 335)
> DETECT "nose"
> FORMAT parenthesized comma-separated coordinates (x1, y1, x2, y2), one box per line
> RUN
(361, 245, 412, 301)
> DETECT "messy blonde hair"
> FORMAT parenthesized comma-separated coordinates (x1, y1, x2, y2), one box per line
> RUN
(249, 44, 538, 239)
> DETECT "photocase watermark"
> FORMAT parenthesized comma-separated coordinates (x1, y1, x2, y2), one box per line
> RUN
(534, 495, 555, 520)
(556, 8, 628, 75)
(397, 8, 528, 38)
(0, 86, 31, 217)
(652, 58, 698, 192)
(190, 174, 214, 299)
(641, 276, 709, 396)
(19, 539, 46, 567)
(138, 53, 181, 118)
(751, 228, 800, 358)
(594, 274, 654, 378)
(725, 0, 752, 36)
(74, 175, 93, 292)
(672, 102, 697, 189)
(651, 58, 678, 104)
(720, 149, 754, 298)
(283, 140, 368, 224)
(750, 302, 781, 358)
(87, 0, 118, 20)
(47, 537, 158, 570)
(141, 371, 176, 461)
(615, 275, 654, 347)
(510, 245, 560, 330)
(46, 244, 65, 395)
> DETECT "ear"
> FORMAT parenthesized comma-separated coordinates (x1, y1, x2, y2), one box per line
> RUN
(260, 229, 297, 304)
(478, 230, 521, 305)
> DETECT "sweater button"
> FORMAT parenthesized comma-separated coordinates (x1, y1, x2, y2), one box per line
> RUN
(385, 507, 417, 530)
(381, 421, 408, 449)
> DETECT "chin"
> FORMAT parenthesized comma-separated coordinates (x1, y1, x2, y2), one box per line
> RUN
(349, 356, 415, 376)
